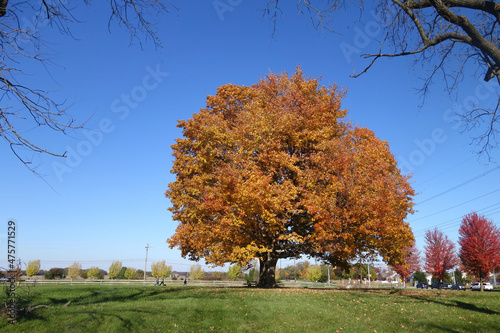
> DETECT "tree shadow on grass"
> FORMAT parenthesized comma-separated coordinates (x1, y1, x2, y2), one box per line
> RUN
(37, 286, 235, 309)
(66, 308, 154, 331)
(345, 290, 499, 332)
(406, 294, 500, 316)
(32, 289, 244, 332)
(68, 299, 246, 332)
(3, 286, 234, 327)
(361, 289, 500, 316)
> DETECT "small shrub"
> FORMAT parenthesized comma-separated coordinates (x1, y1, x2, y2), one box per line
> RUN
(135, 269, 145, 280)
(44, 268, 65, 280)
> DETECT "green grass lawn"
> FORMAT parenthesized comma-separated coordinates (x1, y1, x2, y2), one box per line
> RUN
(1, 285, 499, 332)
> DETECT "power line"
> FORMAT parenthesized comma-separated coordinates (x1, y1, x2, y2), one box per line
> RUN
(418, 157, 474, 186)
(409, 188, 500, 223)
(413, 202, 500, 234)
(415, 166, 500, 206)
(436, 208, 500, 235)
(413, 203, 500, 237)
(419, 203, 500, 233)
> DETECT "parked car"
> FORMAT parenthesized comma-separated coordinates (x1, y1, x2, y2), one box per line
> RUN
(451, 284, 466, 291)
(484, 283, 494, 291)
(430, 282, 451, 289)
(430, 282, 442, 289)
(471, 282, 494, 291)
(416, 282, 428, 289)
(0, 277, 11, 282)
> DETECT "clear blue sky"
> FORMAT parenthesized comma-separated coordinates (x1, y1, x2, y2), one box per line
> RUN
(1, 1, 499, 273)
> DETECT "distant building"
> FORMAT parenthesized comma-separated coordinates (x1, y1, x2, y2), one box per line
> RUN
(171, 271, 188, 278)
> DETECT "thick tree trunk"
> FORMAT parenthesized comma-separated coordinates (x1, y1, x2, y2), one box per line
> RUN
(258, 253, 278, 288)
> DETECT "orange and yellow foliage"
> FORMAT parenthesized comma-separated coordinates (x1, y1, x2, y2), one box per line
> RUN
(166, 68, 414, 278)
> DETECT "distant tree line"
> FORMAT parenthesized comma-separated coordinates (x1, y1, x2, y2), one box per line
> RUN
(18, 213, 500, 290)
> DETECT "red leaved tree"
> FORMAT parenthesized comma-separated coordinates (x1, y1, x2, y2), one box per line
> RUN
(459, 212, 500, 291)
(392, 241, 421, 286)
(424, 228, 458, 286)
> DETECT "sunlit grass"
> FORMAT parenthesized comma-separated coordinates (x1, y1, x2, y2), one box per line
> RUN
(1, 285, 499, 332)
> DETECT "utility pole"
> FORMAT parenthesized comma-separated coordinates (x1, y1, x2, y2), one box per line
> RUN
(328, 265, 330, 287)
(294, 257, 296, 282)
(359, 259, 362, 286)
(368, 262, 371, 288)
(144, 243, 149, 281)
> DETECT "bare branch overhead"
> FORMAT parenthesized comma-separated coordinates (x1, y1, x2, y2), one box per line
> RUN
(0, 1, 173, 174)
(266, 0, 500, 153)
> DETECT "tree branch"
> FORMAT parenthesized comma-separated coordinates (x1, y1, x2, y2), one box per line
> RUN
(405, 0, 500, 21)
(0, 0, 7, 17)
(0, 1, 173, 175)
(429, 0, 500, 65)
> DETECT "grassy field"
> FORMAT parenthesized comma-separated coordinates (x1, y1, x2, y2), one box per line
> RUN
(1, 285, 499, 332)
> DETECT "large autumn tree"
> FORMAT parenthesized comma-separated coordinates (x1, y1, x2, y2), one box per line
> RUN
(166, 68, 415, 287)
(459, 212, 500, 291)
(424, 228, 458, 285)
